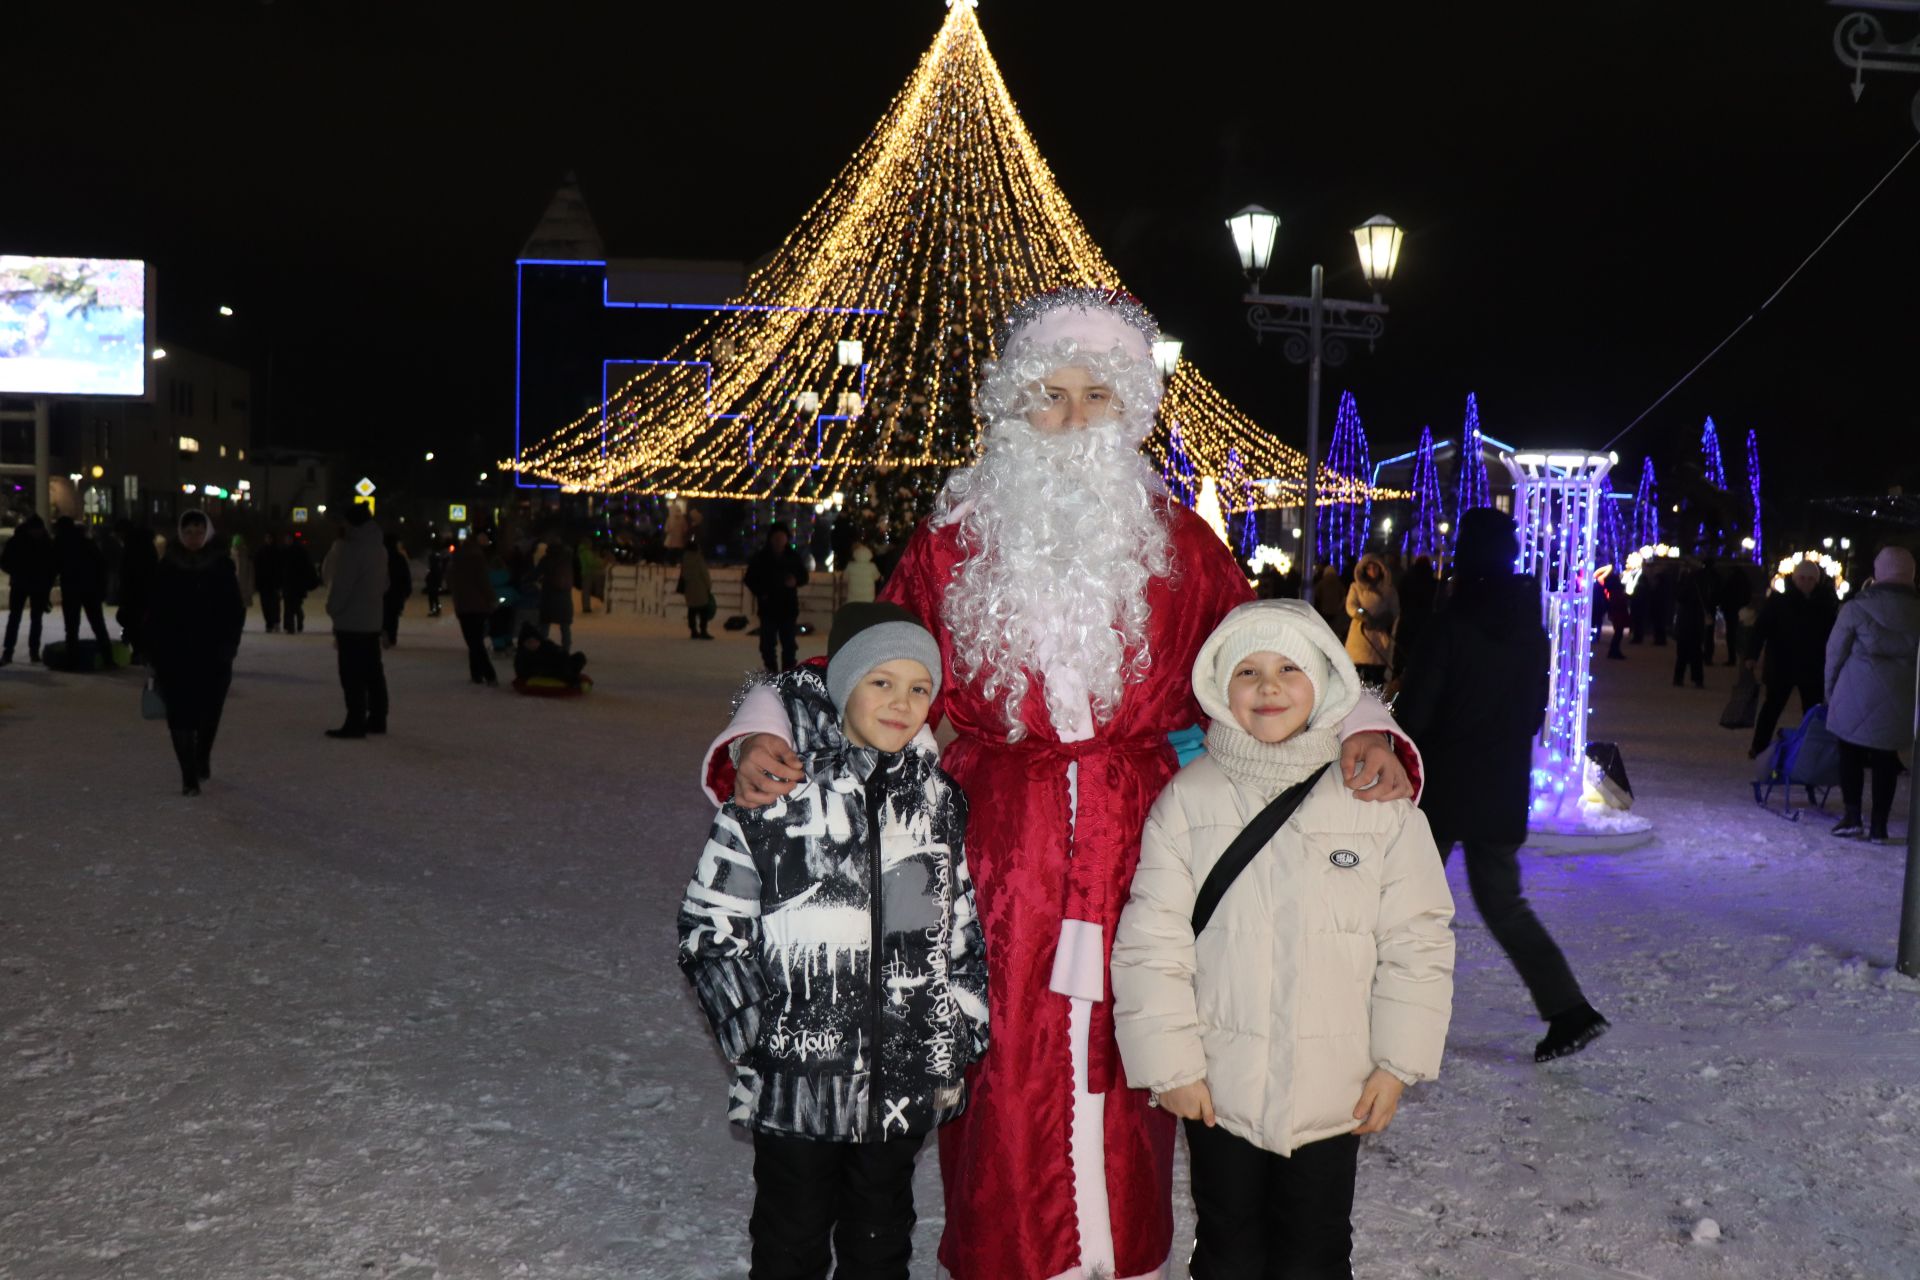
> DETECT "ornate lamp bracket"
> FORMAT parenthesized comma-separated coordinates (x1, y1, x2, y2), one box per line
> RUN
(1833, 1, 1920, 131)
(1241, 293, 1389, 367)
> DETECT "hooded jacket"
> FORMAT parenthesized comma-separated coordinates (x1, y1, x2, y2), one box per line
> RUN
(843, 545, 882, 604)
(678, 664, 990, 1142)
(53, 521, 108, 601)
(324, 520, 388, 633)
(1344, 554, 1399, 667)
(1824, 582, 1920, 751)
(1746, 579, 1837, 687)
(447, 541, 497, 615)
(146, 543, 246, 669)
(1395, 572, 1550, 844)
(1112, 600, 1455, 1157)
(1, 518, 55, 591)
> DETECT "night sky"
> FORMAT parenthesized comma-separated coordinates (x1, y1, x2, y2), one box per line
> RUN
(9, 2, 1917, 517)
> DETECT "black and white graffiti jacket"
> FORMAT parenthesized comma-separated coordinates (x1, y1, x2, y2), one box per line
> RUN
(677, 664, 990, 1142)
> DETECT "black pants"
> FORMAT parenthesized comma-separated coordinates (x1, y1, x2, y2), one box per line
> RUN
(689, 601, 715, 636)
(1433, 834, 1585, 1020)
(425, 587, 441, 616)
(760, 618, 798, 671)
(749, 1131, 923, 1280)
(1185, 1123, 1360, 1279)
(334, 631, 389, 730)
(456, 612, 497, 683)
(284, 592, 307, 633)
(1722, 613, 1743, 665)
(1606, 623, 1625, 658)
(1751, 676, 1824, 757)
(260, 588, 282, 632)
(63, 595, 114, 661)
(1672, 631, 1704, 687)
(1837, 740, 1903, 833)
(159, 661, 232, 785)
(4, 582, 49, 656)
(382, 597, 404, 646)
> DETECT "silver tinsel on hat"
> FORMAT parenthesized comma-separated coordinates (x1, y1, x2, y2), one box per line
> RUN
(993, 286, 1160, 354)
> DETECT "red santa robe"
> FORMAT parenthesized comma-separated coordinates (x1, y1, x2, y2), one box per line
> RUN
(703, 500, 1421, 1280)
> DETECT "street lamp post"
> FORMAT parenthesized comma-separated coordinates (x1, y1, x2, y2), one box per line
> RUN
(1225, 206, 1402, 600)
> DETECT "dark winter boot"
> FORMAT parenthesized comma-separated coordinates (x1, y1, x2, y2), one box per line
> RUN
(1832, 813, 1865, 839)
(1535, 1003, 1610, 1063)
(0, 649, 10, 667)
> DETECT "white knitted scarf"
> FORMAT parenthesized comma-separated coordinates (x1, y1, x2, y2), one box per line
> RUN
(1203, 717, 1341, 799)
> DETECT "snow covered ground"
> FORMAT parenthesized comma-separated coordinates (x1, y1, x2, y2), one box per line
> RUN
(2, 608, 1915, 1279)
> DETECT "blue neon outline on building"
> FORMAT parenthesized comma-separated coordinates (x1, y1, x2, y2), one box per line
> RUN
(513, 257, 887, 489)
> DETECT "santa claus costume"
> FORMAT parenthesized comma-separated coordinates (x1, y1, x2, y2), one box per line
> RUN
(705, 288, 1419, 1280)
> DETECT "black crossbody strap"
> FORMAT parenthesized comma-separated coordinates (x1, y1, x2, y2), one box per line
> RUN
(1190, 763, 1332, 935)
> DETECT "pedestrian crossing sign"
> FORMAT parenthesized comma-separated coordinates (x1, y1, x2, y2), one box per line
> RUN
(449, 503, 468, 523)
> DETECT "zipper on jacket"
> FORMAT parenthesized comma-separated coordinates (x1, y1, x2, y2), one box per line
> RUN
(865, 772, 889, 1139)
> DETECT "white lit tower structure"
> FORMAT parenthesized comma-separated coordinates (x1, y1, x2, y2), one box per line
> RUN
(1503, 450, 1625, 834)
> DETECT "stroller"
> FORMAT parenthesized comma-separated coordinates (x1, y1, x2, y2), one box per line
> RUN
(1751, 703, 1842, 819)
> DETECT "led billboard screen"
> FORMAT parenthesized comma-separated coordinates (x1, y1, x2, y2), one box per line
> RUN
(0, 256, 150, 397)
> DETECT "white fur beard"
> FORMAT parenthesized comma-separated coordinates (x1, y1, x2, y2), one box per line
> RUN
(935, 418, 1172, 740)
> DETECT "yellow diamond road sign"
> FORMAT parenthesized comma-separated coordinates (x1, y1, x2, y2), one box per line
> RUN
(354, 476, 376, 498)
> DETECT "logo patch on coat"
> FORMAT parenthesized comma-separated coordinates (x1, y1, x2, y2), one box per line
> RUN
(1329, 849, 1361, 868)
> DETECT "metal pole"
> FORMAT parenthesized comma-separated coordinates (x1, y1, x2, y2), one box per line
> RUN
(33, 398, 50, 517)
(1899, 656, 1920, 977)
(1299, 264, 1324, 602)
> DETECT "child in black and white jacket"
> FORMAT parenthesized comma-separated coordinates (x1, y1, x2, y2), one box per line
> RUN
(677, 602, 989, 1276)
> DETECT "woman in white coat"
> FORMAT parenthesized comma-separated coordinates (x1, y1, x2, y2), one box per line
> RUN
(1112, 599, 1454, 1278)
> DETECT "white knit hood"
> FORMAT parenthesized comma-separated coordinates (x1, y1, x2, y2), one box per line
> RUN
(1193, 599, 1363, 734)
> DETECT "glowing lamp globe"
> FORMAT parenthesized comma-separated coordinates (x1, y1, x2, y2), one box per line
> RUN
(1225, 205, 1280, 282)
(1150, 336, 1184, 378)
(1351, 215, 1404, 289)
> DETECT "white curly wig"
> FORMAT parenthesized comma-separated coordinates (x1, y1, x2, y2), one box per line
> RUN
(934, 329, 1174, 741)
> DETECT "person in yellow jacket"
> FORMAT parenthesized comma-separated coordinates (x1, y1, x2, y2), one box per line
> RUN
(1112, 598, 1455, 1278)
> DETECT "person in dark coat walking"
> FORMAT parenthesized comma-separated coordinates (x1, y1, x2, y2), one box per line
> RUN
(145, 510, 245, 796)
(423, 537, 448, 617)
(1, 514, 55, 666)
(1604, 569, 1632, 660)
(1671, 559, 1713, 688)
(1395, 508, 1609, 1063)
(446, 531, 500, 685)
(1822, 547, 1919, 841)
(381, 533, 412, 648)
(53, 517, 116, 668)
(743, 522, 809, 672)
(281, 535, 319, 633)
(1715, 559, 1753, 665)
(536, 535, 576, 651)
(1389, 555, 1437, 684)
(1644, 559, 1674, 646)
(1745, 559, 1838, 758)
(255, 531, 286, 633)
(115, 519, 160, 663)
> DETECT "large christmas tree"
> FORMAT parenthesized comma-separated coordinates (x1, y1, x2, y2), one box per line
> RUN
(509, 2, 1377, 523)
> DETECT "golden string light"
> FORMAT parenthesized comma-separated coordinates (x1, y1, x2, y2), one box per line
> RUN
(507, 4, 1398, 512)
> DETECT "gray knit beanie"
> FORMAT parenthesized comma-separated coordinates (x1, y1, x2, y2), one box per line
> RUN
(826, 602, 943, 718)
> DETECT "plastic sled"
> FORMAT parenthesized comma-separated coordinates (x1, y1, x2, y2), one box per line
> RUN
(1752, 703, 1840, 820)
(512, 674, 593, 698)
(42, 640, 134, 670)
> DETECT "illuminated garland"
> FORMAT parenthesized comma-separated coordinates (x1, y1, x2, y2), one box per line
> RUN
(1745, 428, 1763, 565)
(504, 3, 1395, 514)
(1631, 457, 1659, 551)
(1402, 425, 1442, 560)
(1319, 390, 1372, 573)
(1450, 392, 1491, 554)
(1700, 416, 1727, 489)
(1597, 487, 1630, 572)
(1163, 419, 1198, 508)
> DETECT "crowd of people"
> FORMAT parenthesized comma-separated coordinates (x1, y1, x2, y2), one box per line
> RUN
(1, 505, 618, 791)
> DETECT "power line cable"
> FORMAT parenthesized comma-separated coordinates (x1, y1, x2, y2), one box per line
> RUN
(1602, 134, 1920, 452)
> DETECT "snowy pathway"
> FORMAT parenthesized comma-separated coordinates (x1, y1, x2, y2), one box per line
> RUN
(2, 610, 1915, 1278)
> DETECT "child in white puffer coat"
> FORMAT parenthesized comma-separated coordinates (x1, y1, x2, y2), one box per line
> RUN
(1112, 598, 1455, 1278)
